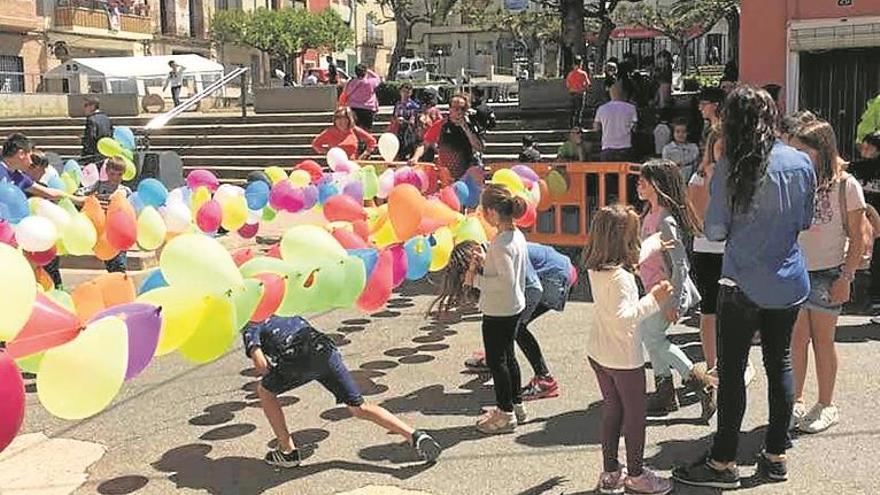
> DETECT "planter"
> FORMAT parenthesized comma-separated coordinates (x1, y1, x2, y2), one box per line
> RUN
(68, 94, 140, 117)
(254, 86, 338, 113)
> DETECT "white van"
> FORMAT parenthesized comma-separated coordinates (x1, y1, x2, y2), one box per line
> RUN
(396, 58, 428, 81)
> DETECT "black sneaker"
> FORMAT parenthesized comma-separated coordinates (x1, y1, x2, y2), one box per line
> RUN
(411, 429, 442, 463)
(264, 448, 301, 468)
(756, 452, 788, 482)
(673, 458, 740, 489)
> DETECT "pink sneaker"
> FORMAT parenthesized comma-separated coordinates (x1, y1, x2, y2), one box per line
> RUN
(521, 376, 560, 401)
(464, 350, 488, 370)
(596, 468, 626, 494)
(624, 469, 673, 495)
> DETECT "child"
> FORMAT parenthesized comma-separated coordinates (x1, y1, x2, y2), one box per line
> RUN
(463, 184, 529, 434)
(82, 157, 131, 273)
(389, 82, 422, 160)
(518, 135, 542, 163)
(243, 315, 441, 467)
(637, 160, 715, 420)
(585, 204, 674, 495)
(662, 118, 700, 181)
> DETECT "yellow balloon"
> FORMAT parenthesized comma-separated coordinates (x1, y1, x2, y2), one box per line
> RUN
(231, 279, 263, 330)
(372, 218, 399, 248)
(160, 234, 244, 295)
(265, 166, 288, 184)
(37, 316, 128, 420)
(289, 169, 311, 188)
(453, 217, 488, 245)
(178, 294, 237, 364)
(429, 226, 454, 272)
(365, 205, 386, 231)
(137, 206, 167, 251)
(16, 352, 44, 374)
(221, 195, 248, 232)
(122, 156, 136, 181)
(280, 225, 347, 264)
(61, 212, 98, 256)
(28, 196, 40, 214)
(61, 173, 78, 194)
(491, 168, 526, 195)
(97, 137, 125, 158)
(190, 186, 212, 213)
(0, 244, 38, 341)
(137, 286, 206, 355)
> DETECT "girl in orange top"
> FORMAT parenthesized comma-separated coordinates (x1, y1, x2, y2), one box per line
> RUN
(311, 107, 377, 160)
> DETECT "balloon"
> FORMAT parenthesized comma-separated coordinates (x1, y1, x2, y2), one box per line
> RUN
(0, 181, 29, 224)
(136, 287, 205, 355)
(196, 199, 222, 234)
(324, 195, 366, 223)
(0, 350, 25, 452)
(138, 269, 168, 294)
(136, 206, 166, 250)
(63, 159, 82, 183)
(349, 248, 379, 279)
(239, 255, 293, 278)
(60, 173, 78, 194)
(105, 196, 137, 251)
(388, 184, 424, 241)
(280, 225, 347, 264)
(213, 184, 244, 207)
(377, 169, 395, 199)
(405, 236, 432, 280)
(35, 199, 70, 230)
(537, 179, 552, 211)
(389, 243, 408, 288)
(221, 195, 248, 232)
(360, 165, 380, 199)
(337, 159, 360, 175)
(422, 199, 462, 227)
(46, 175, 65, 192)
(80, 162, 99, 188)
(82, 196, 106, 233)
(372, 216, 399, 248)
(238, 222, 259, 239)
(177, 294, 237, 364)
(97, 137, 125, 158)
(92, 232, 120, 262)
(15, 216, 58, 252)
(264, 166, 288, 184)
(113, 126, 136, 151)
(294, 160, 323, 183)
(332, 226, 369, 249)
(46, 288, 75, 313)
(439, 186, 461, 212)
(343, 180, 364, 203)
(336, 255, 367, 307)
(326, 147, 349, 171)
(90, 303, 161, 380)
(230, 279, 263, 330)
(269, 180, 304, 213)
(463, 172, 482, 208)
(266, 243, 282, 259)
(453, 216, 488, 245)
(37, 317, 128, 420)
(15, 352, 43, 374)
(491, 168, 526, 195)
(82, 272, 137, 311)
(515, 199, 537, 228)
(162, 201, 191, 233)
(262, 206, 277, 222)
(377, 133, 400, 162)
(24, 246, 56, 266)
(429, 226, 454, 271)
(62, 212, 98, 256)
(357, 249, 393, 312)
(186, 169, 220, 191)
(190, 186, 211, 214)
(0, 220, 15, 246)
(250, 273, 286, 322)
(5, 292, 81, 359)
(547, 169, 569, 198)
(512, 164, 540, 183)
(137, 178, 168, 207)
(394, 166, 421, 189)
(245, 180, 270, 210)
(161, 234, 243, 295)
(289, 169, 311, 188)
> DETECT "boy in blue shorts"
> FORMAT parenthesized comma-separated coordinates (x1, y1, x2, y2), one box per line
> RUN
(244, 315, 441, 467)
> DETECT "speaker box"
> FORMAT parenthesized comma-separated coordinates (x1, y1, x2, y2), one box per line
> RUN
(128, 151, 184, 189)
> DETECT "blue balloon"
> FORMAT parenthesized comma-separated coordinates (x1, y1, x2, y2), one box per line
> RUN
(63, 160, 82, 182)
(318, 182, 339, 206)
(137, 178, 169, 207)
(128, 191, 145, 213)
(0, 180, 30, 223)
(404, 236, 432, 280)
(46, 175, 66, 191)
(348, 248, 379, 279)
(113, 126, 137, 152)
(138, 269, 168, 294)
(245, 180, 270, 210)
(453, 181, 469, 205)
(463, 174, 481, 208)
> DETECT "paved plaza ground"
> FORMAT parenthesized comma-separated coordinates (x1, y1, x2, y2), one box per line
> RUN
(3, 276, 880, 495)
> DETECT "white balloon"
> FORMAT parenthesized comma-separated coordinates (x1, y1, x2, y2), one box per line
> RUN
(377, 133, 400, 163)
(36, 199, 71, 230)
(162, 201, 192, 233)
(15, 216, 59, 252)
(214, 184, 244, 206)
(326, 147, 349, 171)
(377, 169, 395, 199)
(247, 208, 262, 224)
(80, 163, 100, 188)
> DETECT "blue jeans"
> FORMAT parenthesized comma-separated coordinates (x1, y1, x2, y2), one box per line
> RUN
(639, 309, 694, 379)
(105, 252, 127, 273)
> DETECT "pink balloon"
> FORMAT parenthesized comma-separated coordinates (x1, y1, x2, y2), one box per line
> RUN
(0, 221, 16, 246)
(332, 228, 369, 249)
(268, 181, 304, 213)
(238, 222, 259, 239)
(389, 243, 408, 289)
(196, 200, 222, 233)
(357, 249, 393, 313)
(324, 195, 365, 223)
(414, 169, 430, 192)
(90, 303, 161, 380)
(186, 169, 220, 192)
(99, 162, 109, 181)
(0, 350, 25, 453)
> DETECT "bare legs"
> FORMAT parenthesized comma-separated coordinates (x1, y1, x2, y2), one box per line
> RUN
(792, 309, 839, 406)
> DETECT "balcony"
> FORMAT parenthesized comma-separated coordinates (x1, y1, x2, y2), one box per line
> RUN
(54, 0, 154, 38)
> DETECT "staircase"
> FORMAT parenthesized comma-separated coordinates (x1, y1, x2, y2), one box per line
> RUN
(0, 106, 573, 183)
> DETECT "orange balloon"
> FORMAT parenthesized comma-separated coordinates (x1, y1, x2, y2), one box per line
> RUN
(537, 179, 552, 212)
(93, 232, 121, 261)
(387, 184, 424, 241)
(82, 196, 106, 234)
(72, 282, 105, 323)
(423, 199, 460, 225)
(93, 272, 136, 308)
(35, 267, 54, 291)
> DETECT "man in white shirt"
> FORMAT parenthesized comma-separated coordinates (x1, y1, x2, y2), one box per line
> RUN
(594, 84, 638, 162)
(162, 60, 186, 108)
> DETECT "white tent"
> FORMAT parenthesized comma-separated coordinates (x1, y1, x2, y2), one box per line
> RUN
(43, 54, 225, 96)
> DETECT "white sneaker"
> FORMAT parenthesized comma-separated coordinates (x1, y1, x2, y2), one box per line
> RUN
(514, 403, 528, 424)
(790, 401, 807, 431)
(799, 404, 839, 433)
(744, 359, 756, 387)
(476, 408, 516, 434)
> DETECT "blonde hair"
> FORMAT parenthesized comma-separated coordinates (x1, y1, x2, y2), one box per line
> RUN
(582, 204, 641, 271)
(793, 119, 839, 191)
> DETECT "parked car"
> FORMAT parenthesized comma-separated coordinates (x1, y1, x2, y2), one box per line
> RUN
(396, 58, 428, 81)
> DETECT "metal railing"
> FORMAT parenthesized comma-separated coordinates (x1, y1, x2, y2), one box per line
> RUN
(144, 66, 248, 132)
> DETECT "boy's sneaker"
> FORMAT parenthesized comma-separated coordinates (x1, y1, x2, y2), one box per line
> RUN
(476, 407, 516, 434)
(264, 448, 301, 468)
(625, 468, 673, 494)
(672, 458, 741, 489)
(464, 350, 488, 370)
(790, 401, 807, 431)
(513, 403, 528, 424)
(799, 403, 839, 434)
(756, 452, 788, 482)
(411, 429, 442, 463)
(596, 468, 626, 494)
(521, 375, 560, 401)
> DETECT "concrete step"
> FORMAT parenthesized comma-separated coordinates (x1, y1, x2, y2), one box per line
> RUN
(58, 249, 158, 271)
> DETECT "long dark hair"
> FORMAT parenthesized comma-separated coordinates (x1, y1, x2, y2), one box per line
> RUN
(428, 241, 480, 315)
(722, 86, 779, 214)
(640, 159, 701, 235)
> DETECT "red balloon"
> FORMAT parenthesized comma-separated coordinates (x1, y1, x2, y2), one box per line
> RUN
(196, 200, 222, 234)
(294, 160, 324, 183)
(238, 222, 259, 239)
(6, 292, 81, 359)
(0, 221, 16, 247)
(25, 246, 57, 266)
(515, 200, 537, 229)
(389, 243, 408, 289)
(438, 186, 461, 212)
(333, 228, 369, 249)
(251, 273, 286, 322)
(106, 209, 137, 250)
(266, 242, 282, 259)
(324, 195, 366, 223)
(352, 220, 371, 243)
(0, 350, 25, 453)
(232, 247, 256, 267)
(357, 248, 393, 312)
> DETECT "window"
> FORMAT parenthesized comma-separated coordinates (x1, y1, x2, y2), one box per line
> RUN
(398, 62, 410, 71)
(0, 56, 25, 93)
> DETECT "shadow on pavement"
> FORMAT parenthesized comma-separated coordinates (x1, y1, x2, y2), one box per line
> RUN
(96, 475, 149, 494)
(514, 402, 603, 448)
(835, 322, 880, 343)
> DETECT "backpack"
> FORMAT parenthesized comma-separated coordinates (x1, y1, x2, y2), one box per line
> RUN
(838, 172, 877, 270)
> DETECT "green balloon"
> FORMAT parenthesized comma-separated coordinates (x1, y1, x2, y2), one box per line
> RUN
(335, 256, 366, 308)
(239, 256, 294, 278)
(230, 279, 263, 330)
(361, 165, 380, 199)
(262, 206, 277, 222)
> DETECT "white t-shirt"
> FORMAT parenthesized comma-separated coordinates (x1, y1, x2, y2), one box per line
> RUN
(798, 174, 866, 271)
(688, 172, 725, 253)
(653, 123, 671, 155)
(595, 100, 637, 151)
(474, 229, 527, 317)
(587, 267, 660, 370)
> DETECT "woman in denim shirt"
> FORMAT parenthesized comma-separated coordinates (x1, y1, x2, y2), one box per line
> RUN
(674, 86, 816, 489)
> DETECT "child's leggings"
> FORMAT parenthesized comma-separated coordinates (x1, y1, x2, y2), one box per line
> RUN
(589, 358, 646, 476)
(639, 309, 694, 379)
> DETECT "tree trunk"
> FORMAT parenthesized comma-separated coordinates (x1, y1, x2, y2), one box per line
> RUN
(387, 17, 412, 82)
(725, 6, 740, 67)
(595, 17, 614, 66)
(677, 38, 689, 76)
(559, 0, 585, 72)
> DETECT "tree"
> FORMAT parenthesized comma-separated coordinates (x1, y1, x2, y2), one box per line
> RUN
(673, 0, 739, 63)
(211, 8, 354, 78)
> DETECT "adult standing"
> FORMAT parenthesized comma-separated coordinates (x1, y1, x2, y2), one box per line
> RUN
(849, 131, 880, 311)
(81, 96, 113, 162)
(342, 64, 381, 131)
(565, 56, 591, 129)
(409, 94, 483, 184)
(654, 50, 674, 109)
(326, 56, 338, 86)
(673, 86, 816, 488)
(163, 60, 186, 108)
(593, 84, 637, 162)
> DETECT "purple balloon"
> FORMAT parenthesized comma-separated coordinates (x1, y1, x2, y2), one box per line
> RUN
(343, 181, 364, 203)
(302, 185, 319, 209)
(512, 164, 540, 183)
(90, 303, 162, 380)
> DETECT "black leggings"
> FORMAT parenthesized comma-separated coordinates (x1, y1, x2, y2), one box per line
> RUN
(517, 304, 551, 377)
(351, 108, 375, 131)
(482, 313, 523, 412)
